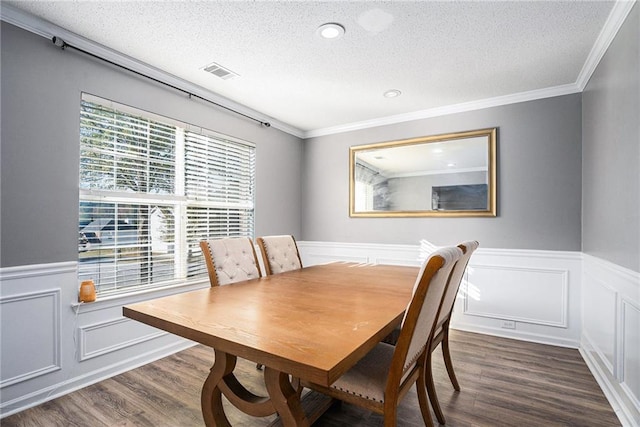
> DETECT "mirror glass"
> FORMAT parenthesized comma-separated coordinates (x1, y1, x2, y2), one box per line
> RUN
(350, 128, 496, 217)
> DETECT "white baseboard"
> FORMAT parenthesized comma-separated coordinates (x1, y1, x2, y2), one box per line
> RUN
(581, 334, 639, 426)
(1, 338, 195, 418)
(452, 323, 580, 348)
(2, 247, 638, 425)
(0, 261, 202, 419)
(299, 241, 639, 426)
(581, 255, 640, 427)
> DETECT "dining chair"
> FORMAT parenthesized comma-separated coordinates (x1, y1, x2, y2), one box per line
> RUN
(256, 234, 302, 275)
(200, 237, 269, 373)
(425, 240, 479, 425)
(200, 237, 262, 287)
(254, 235, 303, 370)
(303, 246, 463, 427)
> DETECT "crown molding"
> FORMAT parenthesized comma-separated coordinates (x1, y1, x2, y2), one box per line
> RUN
(576, 0, 637, 91)
(304, 0, 637, 139)
(0, 3, 305, 139)
(3, 1, 635, 141)
(304, 83, 581, 138)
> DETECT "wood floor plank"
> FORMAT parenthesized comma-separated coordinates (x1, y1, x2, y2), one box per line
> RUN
(2, 330, 620, 426)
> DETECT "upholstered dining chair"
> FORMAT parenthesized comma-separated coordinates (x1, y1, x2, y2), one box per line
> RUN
(254, 235, 303, 370)
(425, 240, 479, 425)
(200, 237, 262, 287)
(303, 246, 463, 427)
(256, 235, 302, 275)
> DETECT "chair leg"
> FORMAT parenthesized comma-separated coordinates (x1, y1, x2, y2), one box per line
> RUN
(382, 401, 399, 427)
(417, 362, 435, 427)
(425, 351, 446, 425)
(441, 328, 460, 391)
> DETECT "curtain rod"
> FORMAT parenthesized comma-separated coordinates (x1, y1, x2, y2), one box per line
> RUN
(51, 36, 271, 128)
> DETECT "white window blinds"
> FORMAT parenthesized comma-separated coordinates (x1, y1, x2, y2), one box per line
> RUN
(79, 95, 255, 295)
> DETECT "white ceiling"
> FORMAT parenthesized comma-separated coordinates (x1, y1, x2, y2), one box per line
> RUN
(357, 136, 489, 177)
(3, 1, 629, 137)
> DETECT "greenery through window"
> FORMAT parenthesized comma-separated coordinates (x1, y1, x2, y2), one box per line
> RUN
(78, 95, 255, 295)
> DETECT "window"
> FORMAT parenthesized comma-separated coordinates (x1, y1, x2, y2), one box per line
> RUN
(354, 162, 384, 211)
(78, 95, 255, 295)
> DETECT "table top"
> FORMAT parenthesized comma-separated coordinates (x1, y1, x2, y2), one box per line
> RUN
(123, 262, 418, 386)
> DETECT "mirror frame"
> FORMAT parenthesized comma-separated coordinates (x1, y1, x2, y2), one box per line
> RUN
(349, 128, 497, 218)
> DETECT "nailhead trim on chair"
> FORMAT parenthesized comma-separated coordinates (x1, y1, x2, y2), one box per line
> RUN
(330, 386, 383, 403)
(403, 343, 425, 374)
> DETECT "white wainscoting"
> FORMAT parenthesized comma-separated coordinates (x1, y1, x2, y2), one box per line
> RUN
(0, 262, 206, 418)
(2, 245, 638, 426)
(78, 318, 167, 361)
(463, 264, 569, 327)
(300, 241, 639, 426)
(581, 254, 640, 426)
(298, 241, 583, 348)
(0, 289, 61, 388)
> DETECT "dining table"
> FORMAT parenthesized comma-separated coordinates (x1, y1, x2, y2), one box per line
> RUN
(123, 261, 419, 427)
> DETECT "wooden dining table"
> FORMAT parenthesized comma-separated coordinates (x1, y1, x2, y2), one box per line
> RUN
(123, 262, 418, 427)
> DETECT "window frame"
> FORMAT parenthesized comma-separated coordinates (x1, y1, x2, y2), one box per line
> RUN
(78, 93, 256, 297)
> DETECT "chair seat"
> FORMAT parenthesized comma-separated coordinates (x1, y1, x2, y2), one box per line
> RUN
(330, 342, 395, 404)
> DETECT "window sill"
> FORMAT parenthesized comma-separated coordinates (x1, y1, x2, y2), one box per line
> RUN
(70, 278, 210, 313)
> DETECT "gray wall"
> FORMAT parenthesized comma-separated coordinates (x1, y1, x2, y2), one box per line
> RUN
(0, 23, 304, 268)
(302, 94, 583, 250)
(582, 4, 639, 273)
(4, 7, 637, 267)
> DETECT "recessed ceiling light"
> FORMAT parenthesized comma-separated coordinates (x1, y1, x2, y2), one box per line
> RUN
(317, 23, 345, 39)
(447, 163, 456, 167)
(383, 89, 401, 98)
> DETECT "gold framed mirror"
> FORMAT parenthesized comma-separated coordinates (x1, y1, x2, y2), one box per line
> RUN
(349, 128, 497, 217)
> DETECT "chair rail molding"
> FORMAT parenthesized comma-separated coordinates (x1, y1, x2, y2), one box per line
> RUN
(0, 261, 195, 419)
(2, 248, 638, 426)
(299, 241, 640, 427)
(298, 241, 583, 348)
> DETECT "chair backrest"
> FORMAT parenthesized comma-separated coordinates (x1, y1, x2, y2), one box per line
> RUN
(390, 246, 462, 386)
(435, 240, 479, 328)
(200, 237, 262, 286)
(256, 235, 302, 275)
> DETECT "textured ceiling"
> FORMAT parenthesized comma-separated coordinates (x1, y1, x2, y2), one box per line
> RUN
(4, 1, 620, 135)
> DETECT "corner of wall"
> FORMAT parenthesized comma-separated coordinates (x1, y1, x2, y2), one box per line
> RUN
(580, 254, 640, 426)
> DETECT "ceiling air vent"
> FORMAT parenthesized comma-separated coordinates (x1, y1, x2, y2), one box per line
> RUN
(202, 62, 239, 80)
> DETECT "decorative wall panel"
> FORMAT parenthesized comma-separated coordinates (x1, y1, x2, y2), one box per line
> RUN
(463, 265, 568, 327)
(583, 277, 617, 375)
(581, 254, 640, 426)
(79, 318, 167, 361)
(0, 290, 60, 388)
(621, 301, 640, 410)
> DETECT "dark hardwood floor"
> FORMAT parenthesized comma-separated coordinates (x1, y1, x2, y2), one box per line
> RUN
(3, 330, 620, 427)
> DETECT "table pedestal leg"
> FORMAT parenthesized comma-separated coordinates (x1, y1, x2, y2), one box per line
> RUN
(201, 350, 235, 427)
(264, 367, 310, 427)
(201, 349, 309, 426)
